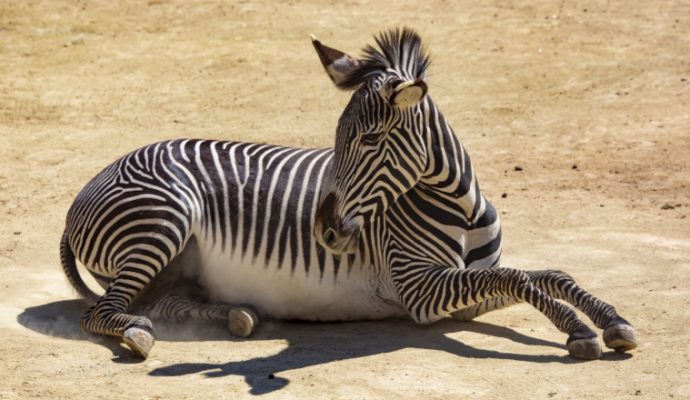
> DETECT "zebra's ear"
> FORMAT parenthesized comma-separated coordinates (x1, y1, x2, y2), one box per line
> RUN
(388, 79, 428, 108)
(311, 34, 361, 89)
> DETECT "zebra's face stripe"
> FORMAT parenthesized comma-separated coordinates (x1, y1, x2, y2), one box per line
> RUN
(315, 74, 428, 254)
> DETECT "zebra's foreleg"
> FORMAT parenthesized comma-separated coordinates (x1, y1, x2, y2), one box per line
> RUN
(526, 270, 638, 353)
(136, 295, 259, 338)
(392, 265, 602, 359)
(450, 269, 638, 353)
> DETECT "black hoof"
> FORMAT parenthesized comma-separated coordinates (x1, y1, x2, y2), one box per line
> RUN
(604, 320, 638, 353)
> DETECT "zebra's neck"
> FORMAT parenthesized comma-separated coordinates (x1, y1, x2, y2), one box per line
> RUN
(419, 97, 484, 223)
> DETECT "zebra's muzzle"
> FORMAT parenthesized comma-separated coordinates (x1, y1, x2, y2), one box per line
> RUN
(319, 224, 360, 255)
(314, 193, 361, 255)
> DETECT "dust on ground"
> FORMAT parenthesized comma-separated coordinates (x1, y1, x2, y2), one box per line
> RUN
(1, 1, 689, 399)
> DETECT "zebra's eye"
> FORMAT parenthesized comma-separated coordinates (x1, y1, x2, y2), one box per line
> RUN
(361, 131, 385, 145)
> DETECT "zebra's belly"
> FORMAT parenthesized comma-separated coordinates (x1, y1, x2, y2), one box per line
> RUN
(196, 250, 406, 321)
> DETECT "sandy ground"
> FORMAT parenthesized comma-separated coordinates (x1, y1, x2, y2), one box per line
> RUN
(1, 1, 689, 399)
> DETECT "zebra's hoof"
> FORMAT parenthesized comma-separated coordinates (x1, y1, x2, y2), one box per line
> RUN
(566, 337, 602, 360)
(228, 307, 258, 338)
(603, 321, 638, 353)
(123, 326, 155, 359)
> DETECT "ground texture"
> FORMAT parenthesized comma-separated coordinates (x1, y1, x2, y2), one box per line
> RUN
(1, 1, 689, 399)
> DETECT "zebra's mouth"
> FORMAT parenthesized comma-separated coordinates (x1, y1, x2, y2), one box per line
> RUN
(314, 216, 362, 255)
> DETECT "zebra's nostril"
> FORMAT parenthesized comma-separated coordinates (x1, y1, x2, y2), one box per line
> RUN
(323, 228, 337, 246)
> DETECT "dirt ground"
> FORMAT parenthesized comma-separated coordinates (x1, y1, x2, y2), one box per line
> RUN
(1, 0, 689, 399)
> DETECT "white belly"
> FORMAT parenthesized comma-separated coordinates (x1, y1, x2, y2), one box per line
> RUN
(196, 250, 406, 321)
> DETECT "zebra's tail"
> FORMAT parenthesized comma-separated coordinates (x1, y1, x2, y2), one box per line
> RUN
(60, 229, 99, 304)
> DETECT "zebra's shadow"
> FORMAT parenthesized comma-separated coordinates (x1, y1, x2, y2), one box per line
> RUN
(17, 300, 630, 395)
(148, 319, 573, 395)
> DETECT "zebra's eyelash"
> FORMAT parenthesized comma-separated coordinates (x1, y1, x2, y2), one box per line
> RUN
(361, 131, 385, 145)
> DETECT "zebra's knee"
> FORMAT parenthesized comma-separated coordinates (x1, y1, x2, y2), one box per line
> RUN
(531, 270, 577, 299)
(548, 269, 574, 281)
(493, 267, 531, 297)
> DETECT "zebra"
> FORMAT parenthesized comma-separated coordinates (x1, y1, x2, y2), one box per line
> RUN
(60, 27, 638, 360)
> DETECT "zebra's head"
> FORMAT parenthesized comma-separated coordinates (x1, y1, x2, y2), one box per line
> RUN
(313, 28, 431, 254)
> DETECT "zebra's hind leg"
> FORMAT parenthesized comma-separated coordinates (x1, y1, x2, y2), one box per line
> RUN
(81, 274, 156, 358)
(79, 250, 176, 358)
(136, 295, 259, 338)
(527, 270, 638, 353)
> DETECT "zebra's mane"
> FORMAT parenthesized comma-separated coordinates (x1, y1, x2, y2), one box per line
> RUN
(340, 27, 431, 88)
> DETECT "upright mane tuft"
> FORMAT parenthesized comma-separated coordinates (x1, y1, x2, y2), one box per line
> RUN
(340, 27, 431, 88)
